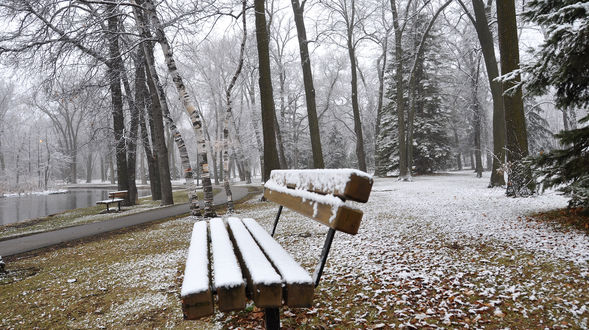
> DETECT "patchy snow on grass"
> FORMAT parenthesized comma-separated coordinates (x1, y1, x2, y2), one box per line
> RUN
(224, 171, 588, 327)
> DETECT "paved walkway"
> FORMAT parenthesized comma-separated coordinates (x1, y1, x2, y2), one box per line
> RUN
(0, 186, 254, 257)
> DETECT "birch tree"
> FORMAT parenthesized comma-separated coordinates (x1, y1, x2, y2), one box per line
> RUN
(139, 0, 217, 216)
(221, 0, 247, 213)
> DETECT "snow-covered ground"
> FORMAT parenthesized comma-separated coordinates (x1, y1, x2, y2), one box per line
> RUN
(249, 170, 588, 327)
(1, 170, 587, 328)
(1, 189, 68, 198)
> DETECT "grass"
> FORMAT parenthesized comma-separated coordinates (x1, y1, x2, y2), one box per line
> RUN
(0, 189, 221, 241)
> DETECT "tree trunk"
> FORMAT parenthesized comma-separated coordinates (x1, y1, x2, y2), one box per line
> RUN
(222, 0, 247, 213)
(142, 0, 216, 216)
(471, 53, 483, 178)
(470, 0, 506, 187)
(122, 61, 139, 205)
(347, 36, 367, 172)
(255, 0, 281, 181)
(496, 0, 533, 196)
(291, 0, 324, 169)
(86, 152, 93, 183)
(106, 5, 129, 202)
(138, 89, 161, 200)
(141, 36, 201, 214)
(390, 0, 408, 179)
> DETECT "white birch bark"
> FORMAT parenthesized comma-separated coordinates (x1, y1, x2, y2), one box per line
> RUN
(221, 0, 247, 213)
(141, 0, 216, 217)
(130, 1, 202, 216)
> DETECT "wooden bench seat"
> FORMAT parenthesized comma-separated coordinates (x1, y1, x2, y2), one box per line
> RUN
(181, 169, 373, 329)
(95, 198, 125, 212)
(96, 190, 128, 212)
(181, 218, 313, 320)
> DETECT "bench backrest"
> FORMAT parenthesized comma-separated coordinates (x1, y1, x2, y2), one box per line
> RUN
(108, 190, 128, 199)
(263, 169, 373, 235)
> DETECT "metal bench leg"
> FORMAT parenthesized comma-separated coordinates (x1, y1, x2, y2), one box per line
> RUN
(271, 205, 283, 237)
(312, 228, 336, 287)
(118, 202, 121, 211)
(106, 204, 110, 212)
(264, 307, 280, 330)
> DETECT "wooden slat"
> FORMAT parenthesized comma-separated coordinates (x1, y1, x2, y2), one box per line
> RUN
(209, 218, 246, 312)
(270, 170, 373, 203)
(263, 188, 363, 235)
(242, 218, 314, 308)
(108, 190, 128, 199)
(181, 222, 214, 320)
(226, 217, 282, 307)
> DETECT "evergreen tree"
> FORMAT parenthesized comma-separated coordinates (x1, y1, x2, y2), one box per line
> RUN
(523, 0, 589, 110)
(379, 15, 451, 175)
(325, 125, 349, 168)
(525, 0, 589, 210)
(534, 115, 589, 209)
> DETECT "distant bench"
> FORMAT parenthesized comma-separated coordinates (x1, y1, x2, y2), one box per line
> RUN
(181, 169, 373, 329)
(96, 190, 128, 212)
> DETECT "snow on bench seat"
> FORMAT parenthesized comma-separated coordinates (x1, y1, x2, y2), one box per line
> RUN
(268, 169, 373, 203)
(227, 217, 282, 307)
(242, 218, 314, 307)
(180, 221, 213, 319)
(264, 180, 364, 235)
(96, 198, 125, 204)
(210, 218, 246, 311)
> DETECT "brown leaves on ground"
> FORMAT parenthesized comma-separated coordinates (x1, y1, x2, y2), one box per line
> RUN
(529, 208, 589, 234)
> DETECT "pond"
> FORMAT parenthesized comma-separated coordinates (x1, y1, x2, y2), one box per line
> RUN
(0, 189, 151, 226)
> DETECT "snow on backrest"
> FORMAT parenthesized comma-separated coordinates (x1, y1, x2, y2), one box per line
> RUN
(266, 169, 373, 202)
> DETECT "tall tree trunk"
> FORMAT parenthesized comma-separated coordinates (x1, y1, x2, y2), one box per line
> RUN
(100, 154, 105, 182)
(122, 61, 139, 205)
(390, 0, 408, 179)
(496, 0, 533, 196)
(86, 152, 93, 183)
(255, 0, 281, 181)
(106, 4, 129, 202)
(141, 38, 201, 214)
(109, 153, 116, 184)
(374, 36, 388, 177)
(291, 0, 324, 169)
(139, 100, 161, 200)
(347, 35, 367, 172)
(470, 0, 506, 187)
(141, 0, 216, 216)
(246, 77, 264, 177)
(471, 54, 483, 178)
(222, 0, 247, 213)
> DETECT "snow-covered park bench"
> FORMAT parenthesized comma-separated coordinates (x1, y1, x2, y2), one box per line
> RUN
(180, 169, 373, 329)
(95, 190, 128, 212)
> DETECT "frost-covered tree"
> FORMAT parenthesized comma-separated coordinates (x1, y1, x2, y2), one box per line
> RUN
(525, 0, 589, 210)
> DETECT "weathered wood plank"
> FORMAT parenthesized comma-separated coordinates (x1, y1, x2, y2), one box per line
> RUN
(263, 187, 363, 235)
(108, 190, 128, 199)
(227, 217, 282, 307)
(242, 218, 314, 308)
(268, 169, 373, 203)
(209, 218, 246, 312)
(181, 221, 214, 319)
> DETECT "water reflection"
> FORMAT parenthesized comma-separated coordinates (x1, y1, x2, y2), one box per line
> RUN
(0, 189, 150, 225)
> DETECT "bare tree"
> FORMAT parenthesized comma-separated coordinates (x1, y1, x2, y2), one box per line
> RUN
(291, 0, 325, 168)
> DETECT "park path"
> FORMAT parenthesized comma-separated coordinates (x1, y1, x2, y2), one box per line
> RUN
(0, 186, 252, 256)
